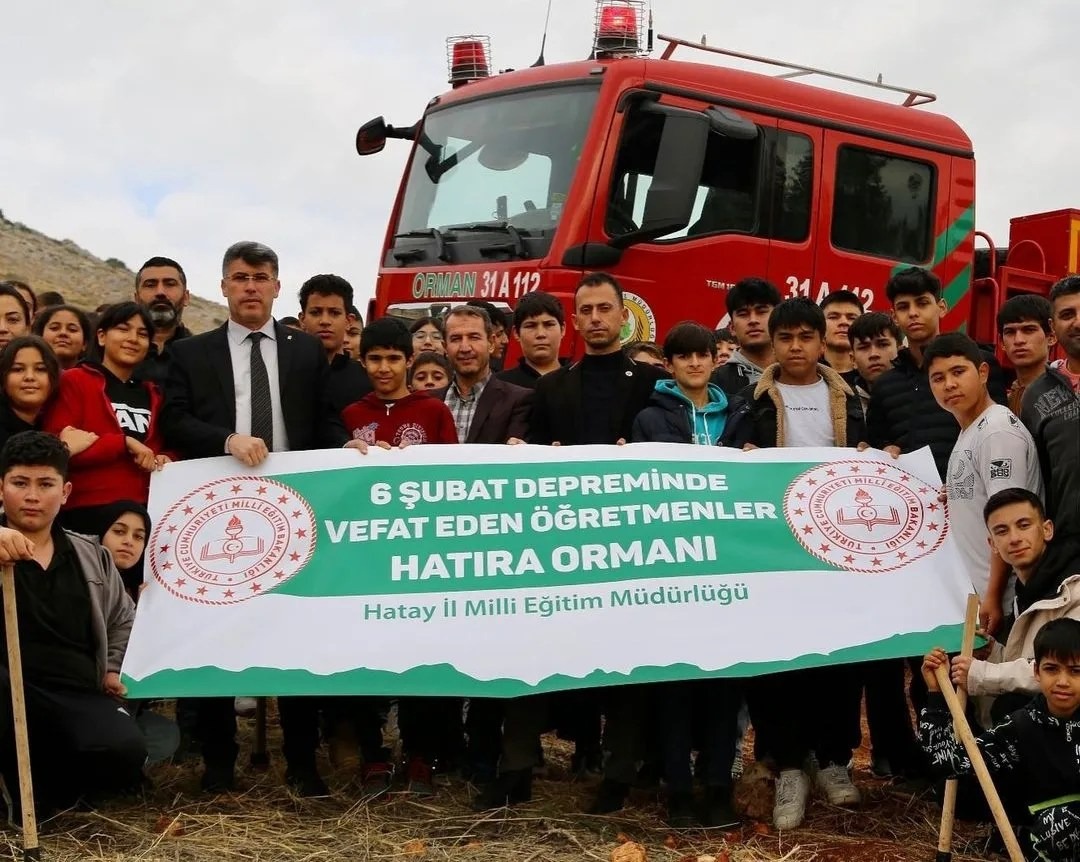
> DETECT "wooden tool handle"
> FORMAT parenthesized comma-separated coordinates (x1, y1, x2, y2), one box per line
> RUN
(2, 564, 39, 856)
(933, 664, 1025, 862)
(936, 593, 981, 857)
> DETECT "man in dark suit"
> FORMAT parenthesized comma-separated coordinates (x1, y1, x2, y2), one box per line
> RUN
(439, 306, 532, 444)
(163, 241, 347, 797)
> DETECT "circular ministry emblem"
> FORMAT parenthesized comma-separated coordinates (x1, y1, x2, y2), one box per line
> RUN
(619, 291, 657, 344)
(151, 477, 316, 605)
(784, 461, 946, 573)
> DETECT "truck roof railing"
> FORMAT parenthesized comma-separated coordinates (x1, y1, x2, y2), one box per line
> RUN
(656, 34, 937, 107)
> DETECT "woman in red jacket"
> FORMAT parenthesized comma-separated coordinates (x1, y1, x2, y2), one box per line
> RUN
(42, 302, 173, 534)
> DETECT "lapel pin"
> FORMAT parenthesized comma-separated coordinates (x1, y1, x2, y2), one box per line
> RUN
(625, 370, 633, 377)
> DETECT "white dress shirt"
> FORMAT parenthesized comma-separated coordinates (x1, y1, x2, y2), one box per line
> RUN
(227, 318, 290, 452)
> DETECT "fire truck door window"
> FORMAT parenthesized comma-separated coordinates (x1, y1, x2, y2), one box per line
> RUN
(831, 145, 934, 263)
(767, 132, 813, 243)
(607, 107, 761, 242)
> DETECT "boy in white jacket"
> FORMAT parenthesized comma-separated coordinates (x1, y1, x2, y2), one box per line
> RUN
(948, 488, 1080, 721)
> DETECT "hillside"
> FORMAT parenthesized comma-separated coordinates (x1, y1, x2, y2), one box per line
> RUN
(0, 213, 227, 332)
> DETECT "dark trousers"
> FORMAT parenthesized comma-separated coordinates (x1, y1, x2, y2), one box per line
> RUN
(465, 697, 504, 772)
(0, 669, 146, 809)
(323, 697, 387, 761)
(549, 688, 603, 752)
(601, 684, 656, 784)
(278, 696, 386, 769)
(747, 664, 862, 770)
(194, 697, 238, 771)
(397, 697, 464, 765)
(861, 659, 918, 765)
(662, 679, 741, 793)
(277, 697, 321, 771)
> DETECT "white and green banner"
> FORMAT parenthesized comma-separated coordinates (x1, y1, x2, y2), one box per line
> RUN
(121, 444, 970, 698)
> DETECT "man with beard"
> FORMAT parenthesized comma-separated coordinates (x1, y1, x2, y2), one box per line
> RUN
(523, 272, 667, 815)
(134, 257, 192, 383)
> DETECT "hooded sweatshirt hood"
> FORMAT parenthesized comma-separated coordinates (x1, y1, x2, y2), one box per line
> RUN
(654, 379, 728, 445)
(728, 349, 765, 377)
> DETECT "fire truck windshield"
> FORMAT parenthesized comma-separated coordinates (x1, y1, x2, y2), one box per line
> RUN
(391, 85, 599, 265)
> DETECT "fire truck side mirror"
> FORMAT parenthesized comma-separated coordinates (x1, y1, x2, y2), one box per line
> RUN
(356, 117, 389, 156)
(610, 106, 710, 249)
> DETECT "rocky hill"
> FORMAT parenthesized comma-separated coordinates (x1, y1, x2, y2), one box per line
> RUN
(0, 213, 227, 332)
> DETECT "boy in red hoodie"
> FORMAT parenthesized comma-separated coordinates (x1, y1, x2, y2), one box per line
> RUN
(339, 317, 458, 796)
(342, 317, 457, 447)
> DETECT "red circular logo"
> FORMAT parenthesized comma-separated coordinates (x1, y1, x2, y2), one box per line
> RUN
(784, 461, 946, 573)
(150, 477, 316, 605)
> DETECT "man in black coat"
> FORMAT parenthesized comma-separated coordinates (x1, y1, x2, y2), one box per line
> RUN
(163, 241, 347, 797)
(528, 274, 666, 445)
(133, 256, 194, 385)
(867, 267, 1007, 480)
(519, 273, 666, 815)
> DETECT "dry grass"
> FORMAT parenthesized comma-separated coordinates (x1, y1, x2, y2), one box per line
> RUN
(0, 713, 999, 862)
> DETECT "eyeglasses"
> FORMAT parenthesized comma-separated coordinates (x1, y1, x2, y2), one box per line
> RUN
(227, 273, 275, 285)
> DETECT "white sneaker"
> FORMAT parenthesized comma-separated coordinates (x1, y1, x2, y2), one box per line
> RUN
(773, 769, 810, 830)
(815, 763, 861, 806)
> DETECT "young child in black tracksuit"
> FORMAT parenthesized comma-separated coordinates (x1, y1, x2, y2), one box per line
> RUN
(920, 618, 1080, 861)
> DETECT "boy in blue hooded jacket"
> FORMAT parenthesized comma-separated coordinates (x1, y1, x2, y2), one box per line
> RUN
(631, 321, 746, 828)
(631, 322, 753, 449)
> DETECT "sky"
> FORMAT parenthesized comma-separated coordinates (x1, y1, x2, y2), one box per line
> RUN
(1, 1, 1076, 317)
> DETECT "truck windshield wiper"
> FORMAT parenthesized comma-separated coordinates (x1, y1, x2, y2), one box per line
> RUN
(443, 222, 529, 259)
(392, 229, 450, 263)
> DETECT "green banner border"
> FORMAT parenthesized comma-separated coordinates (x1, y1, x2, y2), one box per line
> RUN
(124, 623, 963, 698)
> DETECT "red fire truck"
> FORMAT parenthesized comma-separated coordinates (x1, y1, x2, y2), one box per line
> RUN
(356, 2, 1076, 354)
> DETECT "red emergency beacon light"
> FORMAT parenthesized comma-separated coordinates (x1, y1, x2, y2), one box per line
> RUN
(594, 1, 646, 55)
(446, 35, 492, 87)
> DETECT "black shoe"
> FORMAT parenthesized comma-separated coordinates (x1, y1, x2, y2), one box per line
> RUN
(471, 768, 533, 810)
(462, 756, 498, 785)
(635, 760, 663, 790)
(172, 732, 200, 765)
(666, 791, 697, 828)
(285, 767, 329, 798)
(588, 779, 630, 814)
(200, 764, 236, 793)
(701, 786, 740, 829)
(571, 744, 603, 777)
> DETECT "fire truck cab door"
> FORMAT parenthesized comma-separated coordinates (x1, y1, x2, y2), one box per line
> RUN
(594, 92, 778, 338)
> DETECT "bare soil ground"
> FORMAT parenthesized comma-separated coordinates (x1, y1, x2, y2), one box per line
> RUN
(0, 706, 1000, 862)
